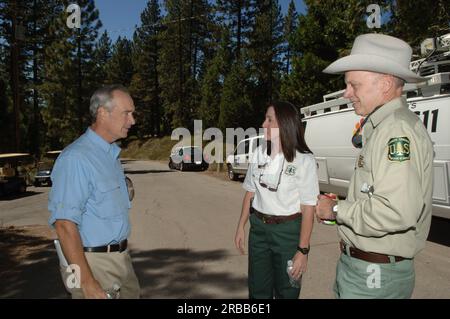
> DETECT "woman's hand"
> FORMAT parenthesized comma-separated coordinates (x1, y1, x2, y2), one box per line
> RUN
(290, 252, 308, 280)
(234, 227, 246, 255)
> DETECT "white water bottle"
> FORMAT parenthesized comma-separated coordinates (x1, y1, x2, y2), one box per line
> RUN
(105, 282, 121, 299)
(286, 260, 300, 288)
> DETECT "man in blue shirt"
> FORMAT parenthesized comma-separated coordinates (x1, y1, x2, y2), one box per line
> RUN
(49, 85, 140, 299)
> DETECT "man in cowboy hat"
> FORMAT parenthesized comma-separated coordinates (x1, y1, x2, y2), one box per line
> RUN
(316, 33, 433, 298)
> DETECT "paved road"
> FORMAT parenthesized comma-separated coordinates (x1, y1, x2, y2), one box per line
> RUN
(1, 159, 449, 298)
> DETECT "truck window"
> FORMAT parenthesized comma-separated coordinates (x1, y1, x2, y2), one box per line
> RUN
(235, 140, 250, 155)
(244, 140, 250, 154)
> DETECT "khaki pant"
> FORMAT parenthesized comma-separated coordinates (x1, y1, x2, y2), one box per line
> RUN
(60, 250, 140, 299)
(334, 253, 415, 299)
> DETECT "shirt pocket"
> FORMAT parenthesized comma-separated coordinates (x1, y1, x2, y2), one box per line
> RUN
(94, 180, 124, 216)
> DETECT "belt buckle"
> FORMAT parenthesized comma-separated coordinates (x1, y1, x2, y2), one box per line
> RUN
(119, 240, 126, 252)
(262, 215, 268, 224)
(340, 241, 350, 256)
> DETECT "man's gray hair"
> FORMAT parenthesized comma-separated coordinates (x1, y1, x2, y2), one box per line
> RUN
(89, 84, 129, 120)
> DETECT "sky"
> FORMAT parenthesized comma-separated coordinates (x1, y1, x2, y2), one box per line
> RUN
(95, 0, 307, 42)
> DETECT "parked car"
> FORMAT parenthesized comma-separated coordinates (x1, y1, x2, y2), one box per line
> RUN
(34, 150, 61, 187)
(225, 135, 264, 181)
(168, 146, 209, 171)
(0, 153, 29, 196)
(34, 166, 53, 187)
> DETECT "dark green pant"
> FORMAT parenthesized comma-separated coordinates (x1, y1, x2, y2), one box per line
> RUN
(334, 253, 415, 299)
(248, 213, 301, 299)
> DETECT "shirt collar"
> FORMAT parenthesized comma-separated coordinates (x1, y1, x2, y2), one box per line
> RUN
(369, 97, 405, 128)
(86, 127, 121, 159)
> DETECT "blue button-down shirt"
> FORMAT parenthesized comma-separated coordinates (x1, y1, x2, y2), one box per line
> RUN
(48, 128, 131, 247)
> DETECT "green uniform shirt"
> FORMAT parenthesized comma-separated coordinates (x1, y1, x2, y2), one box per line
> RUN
(337, 97, 433, 258)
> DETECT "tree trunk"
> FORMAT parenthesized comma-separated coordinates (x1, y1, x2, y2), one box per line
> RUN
(32, 0, 40, 157)
(11, 3, 21, 152)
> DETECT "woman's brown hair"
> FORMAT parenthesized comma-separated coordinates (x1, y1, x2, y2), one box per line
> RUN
(269, 101, 312, 162)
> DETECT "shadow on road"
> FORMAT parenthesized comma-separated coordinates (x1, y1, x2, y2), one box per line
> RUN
(0, 191, 44, 201)
(132, 248, 247, 298)
(125, 170, 173, 175)
(121, 159, 138, 164)
(0, 227, 246, 299)
(427, 216, 450, 247)
(0, 227, 68, 299)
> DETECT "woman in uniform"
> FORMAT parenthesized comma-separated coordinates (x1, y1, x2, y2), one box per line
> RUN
(234, 101, 319, 299)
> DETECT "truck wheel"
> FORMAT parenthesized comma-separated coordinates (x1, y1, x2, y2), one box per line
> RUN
(19, 183, 26, 194)
(227, 165, 238, 181)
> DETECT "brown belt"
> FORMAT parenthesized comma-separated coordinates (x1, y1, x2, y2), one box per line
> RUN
(251, 207, 301, 224)
(340, 241, 411, 264)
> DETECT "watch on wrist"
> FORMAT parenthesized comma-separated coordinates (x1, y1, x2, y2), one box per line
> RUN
(332, 203, 338, 213)
(297, 246, 310, 255)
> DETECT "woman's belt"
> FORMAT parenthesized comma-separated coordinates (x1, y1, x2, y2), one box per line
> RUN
(250, 206, 301, 224)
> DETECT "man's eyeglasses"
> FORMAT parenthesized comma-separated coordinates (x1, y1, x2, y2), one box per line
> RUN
(258, 158, 285, 191)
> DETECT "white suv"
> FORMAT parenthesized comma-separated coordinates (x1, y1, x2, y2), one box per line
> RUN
(226, 135, 264, 181)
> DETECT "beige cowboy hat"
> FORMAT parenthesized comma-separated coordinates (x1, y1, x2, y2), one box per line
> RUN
(323, 33, 425, 83)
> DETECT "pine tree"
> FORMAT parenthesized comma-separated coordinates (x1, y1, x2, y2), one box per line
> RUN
(159, 0, 213, 131)
(24, 0, 59, 156)
(72, 0, 102, 134)
(105, 36, 133, 87)
(216, 0, 252, 60)
(280, 0, 378, 109)
(0, 45, 12, 152)
(130, 0, 163, 138)
(247, 0, 284, 115)
(39, 0, 102, 148)
(198, 28, 232, 128)
(218, 60, 253, 131)
(283, 0, 297, 75)
(39, 2, 74, 148)
(92, 30, 112, 86)
(388, 0, 450, 50)
(0, 0, 30, 151)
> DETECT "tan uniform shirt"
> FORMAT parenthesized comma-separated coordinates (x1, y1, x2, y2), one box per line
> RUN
(337, 97, 433, 258)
